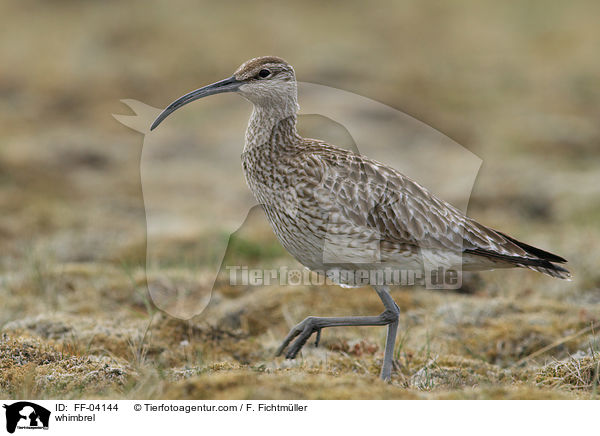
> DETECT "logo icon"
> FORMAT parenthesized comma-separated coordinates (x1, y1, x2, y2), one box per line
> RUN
(3, 402, 50, 434)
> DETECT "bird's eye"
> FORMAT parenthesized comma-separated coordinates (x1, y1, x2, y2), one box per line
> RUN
(257, 69, 271, 78)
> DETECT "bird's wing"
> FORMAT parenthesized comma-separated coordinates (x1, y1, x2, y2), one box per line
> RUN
(295, 146, 539, 259)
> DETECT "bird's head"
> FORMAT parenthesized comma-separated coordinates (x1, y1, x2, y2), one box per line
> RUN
(151, 56, 297, 131)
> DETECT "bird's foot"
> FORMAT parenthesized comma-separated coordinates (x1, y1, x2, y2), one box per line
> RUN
(275, 316, 321, 359)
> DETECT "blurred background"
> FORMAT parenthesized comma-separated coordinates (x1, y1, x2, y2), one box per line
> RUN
(0, 0, 599, 399)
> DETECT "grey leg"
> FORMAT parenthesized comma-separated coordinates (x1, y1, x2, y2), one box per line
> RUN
(381, 315, 399, 381)
(276, 285, 400, 381)
(375, 285, 400, 381)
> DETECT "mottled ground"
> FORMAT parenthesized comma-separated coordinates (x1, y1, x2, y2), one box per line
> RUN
(1, 0, 599, 399)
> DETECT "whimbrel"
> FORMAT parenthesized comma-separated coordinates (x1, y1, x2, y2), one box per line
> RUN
(150, 56, 570, 381)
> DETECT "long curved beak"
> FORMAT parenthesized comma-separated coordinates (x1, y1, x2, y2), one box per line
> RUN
(150, 76, 242, 131)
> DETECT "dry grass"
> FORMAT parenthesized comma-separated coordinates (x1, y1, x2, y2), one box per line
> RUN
(537, 351, 600, 392)
(1, 0, 599, 399)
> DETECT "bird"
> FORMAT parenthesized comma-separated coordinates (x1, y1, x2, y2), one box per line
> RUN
(150, 56, 570, 381)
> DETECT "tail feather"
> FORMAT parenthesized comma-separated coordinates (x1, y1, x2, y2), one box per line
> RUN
(465, 231, 571, 280)
(495, 231, 567, 264)
(523, 264, 571, 280)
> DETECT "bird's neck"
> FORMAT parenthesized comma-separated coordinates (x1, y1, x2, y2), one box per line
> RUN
(244, 104, 300, 153)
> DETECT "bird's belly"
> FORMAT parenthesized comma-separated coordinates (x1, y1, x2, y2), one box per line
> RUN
(261, 204, 419, 271)
(261, 204, 328, 270)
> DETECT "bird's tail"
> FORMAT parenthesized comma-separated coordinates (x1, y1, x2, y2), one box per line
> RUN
(496, 231, 571, 280)
(465, 230, 571, 280)
(523, 263, 571, 280)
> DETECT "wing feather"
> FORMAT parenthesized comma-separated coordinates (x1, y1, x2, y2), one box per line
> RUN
(297, 145, 545, 261)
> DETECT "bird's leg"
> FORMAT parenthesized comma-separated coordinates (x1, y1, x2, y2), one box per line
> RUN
(381, 311, 399, 381)
(314, 328, 322, 347)
(275, 313, 396, 358)
(276, 285, 400, 381)
(376, 286, 400, 381)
